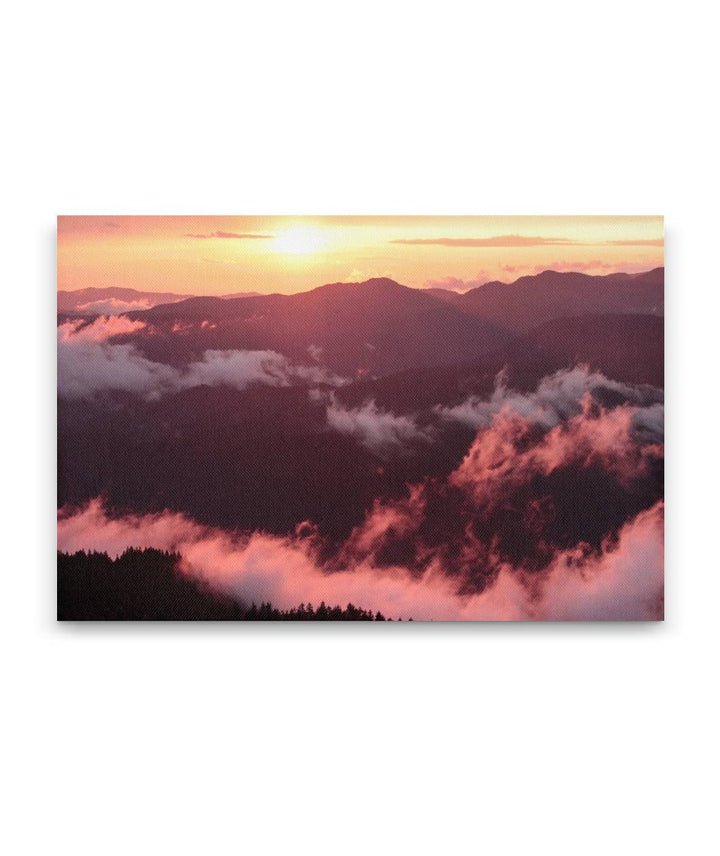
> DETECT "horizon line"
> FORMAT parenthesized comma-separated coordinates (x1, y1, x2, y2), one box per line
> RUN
(57, 265, 664, 299)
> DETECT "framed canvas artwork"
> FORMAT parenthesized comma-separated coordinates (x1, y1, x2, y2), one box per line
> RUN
(57, 216, 664, 621)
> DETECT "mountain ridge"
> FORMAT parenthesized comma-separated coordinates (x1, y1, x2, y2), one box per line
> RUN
(426, 267, 663, 331)
(121, 276, 514, 376)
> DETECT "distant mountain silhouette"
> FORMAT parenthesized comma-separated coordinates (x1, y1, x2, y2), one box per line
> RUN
(220, 290, 264, 299)
(427, 268, 664, 332)
(127, 278, 513, 376)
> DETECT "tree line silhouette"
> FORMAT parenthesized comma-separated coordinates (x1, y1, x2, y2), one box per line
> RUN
(57, 548, 393, 621)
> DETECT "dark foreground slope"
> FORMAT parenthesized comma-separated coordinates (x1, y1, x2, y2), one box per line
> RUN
(58, 549, 388, 620)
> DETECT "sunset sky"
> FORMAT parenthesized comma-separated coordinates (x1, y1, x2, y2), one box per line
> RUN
(58, 215, 664, 295)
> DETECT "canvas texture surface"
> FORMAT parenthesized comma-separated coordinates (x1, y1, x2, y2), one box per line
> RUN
(57, 216, 664, 621)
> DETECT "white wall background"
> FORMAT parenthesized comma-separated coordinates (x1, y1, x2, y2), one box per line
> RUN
(2, 1, 718, 854)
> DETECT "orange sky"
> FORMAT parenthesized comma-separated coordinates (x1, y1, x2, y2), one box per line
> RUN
(57, 215, 664, 295)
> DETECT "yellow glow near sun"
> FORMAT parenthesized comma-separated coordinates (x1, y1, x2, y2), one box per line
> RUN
(273, 227, 327, 255)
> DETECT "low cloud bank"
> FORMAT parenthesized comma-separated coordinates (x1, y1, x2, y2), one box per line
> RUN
(57, 498, 663, 621)
(430, 366, 664, 508)
(59, 315, 147, 341)
(322, 366, 663, 456)
(436, 365, 663, 438)
(325, 395, 434, 454)
(450, 400, 663, 509)
(76, 297, 155, 314)
(57, 338, 663, 619)
(182, 350, 344, 391)
(58, 316, 345, 399)
(58, 356, 663, 620)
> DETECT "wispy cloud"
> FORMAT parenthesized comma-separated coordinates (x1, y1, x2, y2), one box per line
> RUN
(422, 274, 492, 291)
(392, 235, 663, 249)
(76, 297, 154, 314)
(436, 365, 663, 436)
(422, 264, 523, 290)
(391, 235, 579, 247)
(57, 316, 346, 399)
(324, 394, 434, 455)
(605, 239, 664, 246)
(184, 231, 274, 239)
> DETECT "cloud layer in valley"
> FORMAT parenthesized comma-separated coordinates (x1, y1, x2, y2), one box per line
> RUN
(76, 297, 155, 314)
(57, 497, 663, 621)
(57, 316, 346, 399)
(325, 394, 434, 454)
(57, 315, 664, 620)
(58, 363, 663, 620)
(328, 365, 663, 456)
(436, 365, 663, 437)
(449, 400, 663, 509)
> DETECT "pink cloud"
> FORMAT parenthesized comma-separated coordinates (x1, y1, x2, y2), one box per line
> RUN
(392, 235, 578, 248)
(451, 396, 663, 508)
(57, 497, 663, 621)
(185, 231, 273, 239)
(76, 297, 155, 314)
(58, 315, 147, 343)
(422, 274, 491, 292)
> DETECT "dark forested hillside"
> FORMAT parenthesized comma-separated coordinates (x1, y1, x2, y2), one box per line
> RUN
(525, 313, 663, 387)
(335, 312, 664, 412)
(57, 386, 399, 538)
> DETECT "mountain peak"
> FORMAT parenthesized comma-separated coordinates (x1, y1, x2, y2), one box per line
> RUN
(309, 277, 407, 298)
(357, 277, 403, 288)
(336, 276, 405, 292)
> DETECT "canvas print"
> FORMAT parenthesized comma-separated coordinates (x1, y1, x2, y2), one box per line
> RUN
(57, 216, 664, 621)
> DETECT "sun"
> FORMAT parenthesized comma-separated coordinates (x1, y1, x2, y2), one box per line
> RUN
(273, 227, 327, 255)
